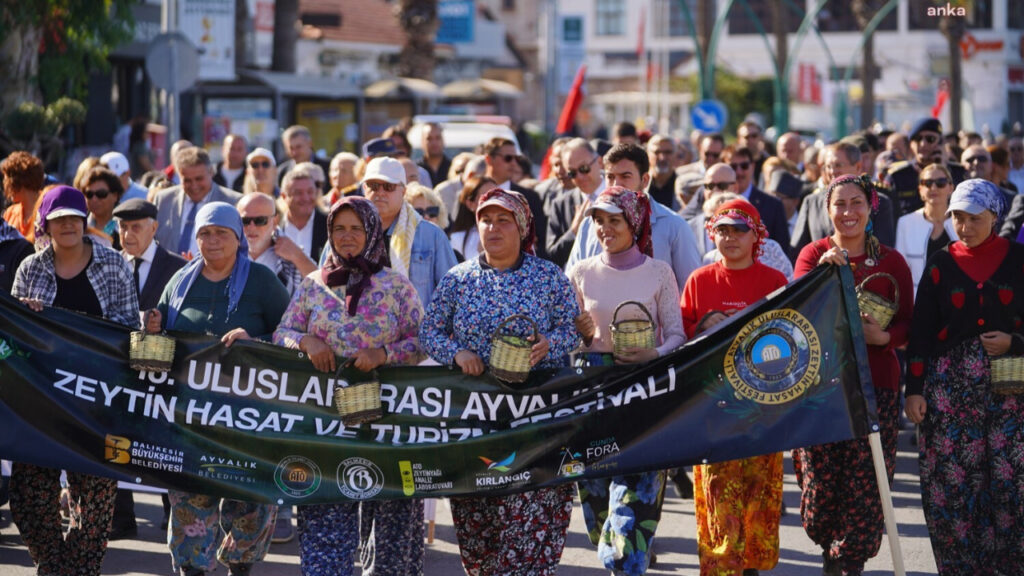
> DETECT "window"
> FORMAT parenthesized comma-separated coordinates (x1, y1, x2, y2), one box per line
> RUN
(1009, 0, 1024, 29)
(908, 0, 992, 30)
(727, 0, 803, 35)
(502, 0, 515, 11)
(1011, 92, 1024, 129)
(816, 1, 898, 33)
(652, 0, 711, 38)
(596, 0, 624, 36)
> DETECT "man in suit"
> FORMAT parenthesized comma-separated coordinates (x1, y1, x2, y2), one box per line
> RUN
(153, 147, 243, 257)
(109, 198, 186, 539)
(790, 141, 896, 255)
(884, 117, 968, 219)
(687, 163, 737, 257)
(276, 125, 332, 193)
(483, 136, 547, 259)
(545, 138, 602, 266)
(279, 162, 329, 263)
(212, 134, 247, 192)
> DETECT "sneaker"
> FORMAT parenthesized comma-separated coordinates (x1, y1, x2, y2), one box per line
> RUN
(271, 516, 294, 543)
(228, 563, 252, 576)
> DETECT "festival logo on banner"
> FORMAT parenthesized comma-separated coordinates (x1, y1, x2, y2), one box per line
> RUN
(336, 457, 384, 499)
(723, 308, 821, 406)
(475, 452, 531, 489)
(557, 446, 585, 478)
(275, 455, 322, 498)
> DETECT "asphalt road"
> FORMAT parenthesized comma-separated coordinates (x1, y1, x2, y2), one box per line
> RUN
(0, 429, 938, 575)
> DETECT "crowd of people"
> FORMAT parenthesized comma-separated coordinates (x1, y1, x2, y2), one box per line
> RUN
(1, 113, 1024, 576)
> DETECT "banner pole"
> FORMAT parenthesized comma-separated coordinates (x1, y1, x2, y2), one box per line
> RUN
(868, 431, 906, 576)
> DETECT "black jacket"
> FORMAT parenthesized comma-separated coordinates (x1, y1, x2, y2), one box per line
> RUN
(138, 243, 187, 310)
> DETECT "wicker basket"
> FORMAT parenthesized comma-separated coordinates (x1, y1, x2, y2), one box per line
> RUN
(610, 300, 656, 357)
(129, 311, 175, 372)
(990, 356, 1024, 395)
(856, 273, 899, 330)
(490, 315, 537, 383)
(334, 377, 382, 426)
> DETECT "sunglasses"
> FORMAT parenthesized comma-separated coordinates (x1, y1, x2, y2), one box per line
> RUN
(249, 160, 271, 169)
(730, 162, 751, 171)
(366, 181, 398, 193)
(704, 181, 735, 192)
(920, 178, 950, 189)
(415, 206, 440, 218)
(492, 153, 515, 163)
(241, 216, 271, 226)
(963, 156, 988, 164)
(84, 189, 111, 199)
(703, 151, 720, 160)
(914, 134, 940, 145)
(567, 156, 599, 179)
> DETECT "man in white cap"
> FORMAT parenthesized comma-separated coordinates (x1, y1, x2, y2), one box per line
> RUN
(100, 151, 148, 202)
(361, 156, 457, 308)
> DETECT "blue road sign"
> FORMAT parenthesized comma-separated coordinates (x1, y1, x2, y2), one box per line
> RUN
(691, 100, 728, 133)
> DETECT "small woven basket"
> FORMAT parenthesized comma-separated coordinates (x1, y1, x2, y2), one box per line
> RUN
(129, 310, 175, 372)
(334, 377, 382, 426)
(490, 314, 537, 383)
(610, 300, 656, 357)
(990, 356, 1024, 395)
(856, 273, 899, 330)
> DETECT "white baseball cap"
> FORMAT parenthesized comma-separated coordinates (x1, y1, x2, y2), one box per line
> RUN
(246, 147, 276, 165)
(362, 157, 406, 186)
(100, 151, 130, 177)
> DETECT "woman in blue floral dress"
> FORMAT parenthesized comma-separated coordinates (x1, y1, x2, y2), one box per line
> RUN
(420, 188, 581, 576)
(906, 179, 1024, 574)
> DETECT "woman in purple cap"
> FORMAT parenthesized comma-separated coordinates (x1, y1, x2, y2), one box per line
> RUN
(420, 187, 581, 576)
(10, 185, 140, 576)
(906, 179, 1024, 574)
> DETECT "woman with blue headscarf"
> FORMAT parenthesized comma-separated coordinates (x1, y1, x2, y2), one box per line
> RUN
(146, 201, 289, 576)
(906, 179, 1024, 574)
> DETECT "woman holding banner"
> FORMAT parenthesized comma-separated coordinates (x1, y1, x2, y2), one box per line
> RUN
(680, 198, 787, 576)
(273, 196, 426, 576)
(567, 186, 685, 575)
(10, 185, 139, 576)
(905, 179, 1024, 574)
(146, 202, 289, 576)
(793, 174, 913, 576)
(420, 187, 580, 576)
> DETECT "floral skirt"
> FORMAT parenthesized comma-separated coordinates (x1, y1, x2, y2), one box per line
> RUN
(919, 338, 1024, 575)
(167, 490, 276, 572)
(578, 470, 667, 575)
(693, 454, 782, 576)
(297, 500, 423, 576)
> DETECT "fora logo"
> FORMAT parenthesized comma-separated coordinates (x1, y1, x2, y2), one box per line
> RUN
(336, 457, 384, 500)
(104, 435, 131, 464)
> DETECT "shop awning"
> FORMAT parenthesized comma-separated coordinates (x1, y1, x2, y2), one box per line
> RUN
(441, 78, 522, 100)
(364, 77, 441, 99)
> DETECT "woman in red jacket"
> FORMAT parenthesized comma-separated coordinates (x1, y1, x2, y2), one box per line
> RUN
(792, 174, 913, 576)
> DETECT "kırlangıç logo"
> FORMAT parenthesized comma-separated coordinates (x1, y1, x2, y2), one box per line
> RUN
(478, 452, 515, 472)
(0, 338, 12, 360)
(105, 435, 132, 464)
(336, 457, 384, 499)
(723, 308, 821, 405)
(274, 456, 322, 498)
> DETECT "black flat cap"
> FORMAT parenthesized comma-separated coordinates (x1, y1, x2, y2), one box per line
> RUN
(768, 170, 803, 199)
(910, 118, 943, 141)
(362, 137, 397, 159)
(112, 198, 158, 221)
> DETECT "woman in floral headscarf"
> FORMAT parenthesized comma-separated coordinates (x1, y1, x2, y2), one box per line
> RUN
(906, 179, 1024, 574)
(793, 174, 913, 576)
(680, 198, 789, 576)
(420, 188, 580, 576)
(566, 186, 685, 575)
(274, 196, 425, 576)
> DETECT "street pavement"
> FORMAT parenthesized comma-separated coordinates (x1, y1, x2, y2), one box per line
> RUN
(0, 429, 938, 575)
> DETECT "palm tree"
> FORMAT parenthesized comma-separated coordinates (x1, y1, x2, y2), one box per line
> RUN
(938, 6, 966, 132)
(852, 0, 885, 129)
(395, 0, 438, 80)
(272, 0, 298, 72)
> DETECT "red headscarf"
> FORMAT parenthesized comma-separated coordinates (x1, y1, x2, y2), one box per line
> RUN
(475, 188, 536, 255)
(589, 186, 653, 257)
(706, 198, 767, 260)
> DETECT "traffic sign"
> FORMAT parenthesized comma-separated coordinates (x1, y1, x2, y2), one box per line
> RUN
(691, 99, 728, 133)
(145, 32, 199, 94)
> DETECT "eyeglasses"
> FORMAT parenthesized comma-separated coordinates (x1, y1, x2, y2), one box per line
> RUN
(84, 189, 111, 199)
(920, 178, 950, 188)
(249, 161, 271, 169)
(730, 162, 751, 171)
(704, 181, 735, 192)
(914, 134, 941, 145)
(366, 181, 398, 193)
(567, 156, 599, 179)
(491, 153, 515, 164)
(241, 216, 271, 226)
(415, 206, 440, 218)
(963, 156, 988, 165)
(703, 151, 720, 160)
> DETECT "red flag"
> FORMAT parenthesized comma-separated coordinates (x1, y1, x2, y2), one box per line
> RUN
(931, 82, 949, 118)
(540, 64, 587, 179)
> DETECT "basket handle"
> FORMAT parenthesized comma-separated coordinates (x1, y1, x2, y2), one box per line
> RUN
(612, 300, 654, 326)
(495, 314, 539, 340)
(857, 272, 899, 304)
(140, 309, 159, 341)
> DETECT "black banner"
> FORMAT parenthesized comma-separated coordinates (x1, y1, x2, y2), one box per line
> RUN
(0, 265, 876, 505)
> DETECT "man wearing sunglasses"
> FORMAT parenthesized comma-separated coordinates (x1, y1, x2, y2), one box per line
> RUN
(483, 137, 546, 259)
(884, 117, 967, 219)
(737, 120, 769, 185)
(212, 134, 248, 192)
(688, 163, 737, 256)
(544, 138, 605, 267)
(239, 193, 311, 297)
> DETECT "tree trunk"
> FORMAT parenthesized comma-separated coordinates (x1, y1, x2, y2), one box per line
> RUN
(272, 0, 298, 73)
(696, 0, 713, 70)
(941, 17, 965, 132)
(0, 23, 43, 114)
(773, 0, 788, 130)
(395, 0, 438, 80)
(861, 31, 875, 128)
(235, 0, 249, 70)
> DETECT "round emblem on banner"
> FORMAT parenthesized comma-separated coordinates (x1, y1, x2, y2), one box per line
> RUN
(337, 458, 384, 499)
(274, 456, 322, 498)
(723, 308, 821, 405)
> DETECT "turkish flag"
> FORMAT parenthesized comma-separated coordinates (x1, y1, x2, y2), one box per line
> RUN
(540, 64, 587, 179)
